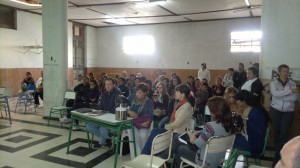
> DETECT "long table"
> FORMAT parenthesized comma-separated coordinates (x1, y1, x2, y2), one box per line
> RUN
(66, 110, 137, 168)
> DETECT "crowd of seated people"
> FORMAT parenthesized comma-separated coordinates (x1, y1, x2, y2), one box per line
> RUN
(22, 62, 297, 168)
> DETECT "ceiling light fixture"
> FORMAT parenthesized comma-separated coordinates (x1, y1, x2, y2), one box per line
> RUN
(149, 0, 166, 5)
(244, 0, 250, 6)
(10, 0, 42, 7)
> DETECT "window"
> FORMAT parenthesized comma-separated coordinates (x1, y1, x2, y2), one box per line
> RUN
(230, 31, 261, 52)
(0, 5, 16, 29)
(123, 35, 155, 55)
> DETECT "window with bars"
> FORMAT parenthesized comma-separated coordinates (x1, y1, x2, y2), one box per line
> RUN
(0, 5, 16, 29)
(230, 31, 261, 52)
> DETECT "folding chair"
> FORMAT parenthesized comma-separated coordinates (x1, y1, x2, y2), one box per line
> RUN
(123, 130, 173, 168)
(15, 84, 36, 113)
(0, 87, 12, 124)
(180, 134, 236, 168)
(47, 91, 76, 126)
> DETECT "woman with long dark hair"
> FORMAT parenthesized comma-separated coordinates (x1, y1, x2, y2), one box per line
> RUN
(141, 84, 194, 155)
(176, 96, 233, 167)
(153, 82, 169, 121)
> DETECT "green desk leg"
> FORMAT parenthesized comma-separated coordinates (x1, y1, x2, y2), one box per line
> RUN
(131, 125, 137, 157)
(113, 127, 122, 168)
(66, 118, 74, 153)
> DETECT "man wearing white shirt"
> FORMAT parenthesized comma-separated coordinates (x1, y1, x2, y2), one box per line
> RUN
(71, 74, 83, 90)
(198, 63, 211, 82)
(270, 64, 300, 167)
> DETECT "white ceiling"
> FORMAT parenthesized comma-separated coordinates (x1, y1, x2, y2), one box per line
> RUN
(0, 0, 261, 27)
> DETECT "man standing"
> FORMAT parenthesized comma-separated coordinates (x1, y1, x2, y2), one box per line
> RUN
(223, 68, 234, 87)
(233, 63, 247, 89)
(270, 64, 300, 167)
(198, 63, 211, 82)
(71, 74, 82, 90)
(86, 78, 121, 148)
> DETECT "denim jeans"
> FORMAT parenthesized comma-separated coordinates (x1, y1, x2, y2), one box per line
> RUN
(270, 106, 294, 167)
(86, 123, 109, 145)
(158, 116, 170, 128)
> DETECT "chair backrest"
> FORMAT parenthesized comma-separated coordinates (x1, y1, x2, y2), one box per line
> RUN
(150, 130, 173, 167)
(65, 91, 76, 99)
(260, 124, 270, 157)
(27, 84, 36, 91)
(0, 88, 5, 95)
(202, 134, 236, 167)
(205, 105, 211, 115)
(187, 118, 196, 130)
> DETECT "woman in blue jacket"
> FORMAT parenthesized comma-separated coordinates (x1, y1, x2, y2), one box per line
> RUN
(233, 90, 271, 158)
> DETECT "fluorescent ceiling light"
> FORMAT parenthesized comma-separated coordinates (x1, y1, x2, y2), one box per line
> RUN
(104, 19, 135, 25)
(244, 0, 250, 6)
(149, 0, 166, 2)
(10, 0, 42, 7)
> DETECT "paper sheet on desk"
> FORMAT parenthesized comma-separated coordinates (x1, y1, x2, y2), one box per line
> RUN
(82, 110, 107, 116)
(94, 113, 120, 123)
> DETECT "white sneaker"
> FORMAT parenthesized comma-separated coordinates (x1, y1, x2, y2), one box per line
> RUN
(59, 117, 71, 123)
(72, 126, 80, 131)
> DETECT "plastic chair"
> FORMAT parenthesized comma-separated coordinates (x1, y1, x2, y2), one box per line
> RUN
(203, 105, 211, 123)
(123, 130, 173, 168)
(187, 117, 196, 130)
(180, 134, 236, 168)
(167, 117, 196, 168)
(235, 124, 270, 166)
(15, 84, 36, 113)
(120, 121, 154, 159)
(47, 91, 76, 126)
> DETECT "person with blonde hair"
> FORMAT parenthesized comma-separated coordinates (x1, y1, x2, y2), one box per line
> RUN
(224, 86, 238, 113)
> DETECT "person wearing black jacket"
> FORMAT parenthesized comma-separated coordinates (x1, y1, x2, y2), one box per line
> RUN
(241, 66, 264, 103)
(86, 78, 121, 148)
(233, 63, 247, 89)
(60, 76, 90, 124)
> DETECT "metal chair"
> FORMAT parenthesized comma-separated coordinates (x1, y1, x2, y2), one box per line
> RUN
(47, 91, 76, 126)
(180, 134, 236, 168)
(123, 130, 173, 168)
(235, 124, 270, 166)
(223, 148, 239, 168)
(15, 84, 36, 113)
(0, 87, 12, 124)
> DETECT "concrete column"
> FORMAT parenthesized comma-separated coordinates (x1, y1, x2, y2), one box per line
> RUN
(260, 0, 300, 79)
(42, 0, 68, 117)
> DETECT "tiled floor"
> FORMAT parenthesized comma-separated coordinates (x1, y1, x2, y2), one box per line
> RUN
(0, 97, 273, 168)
